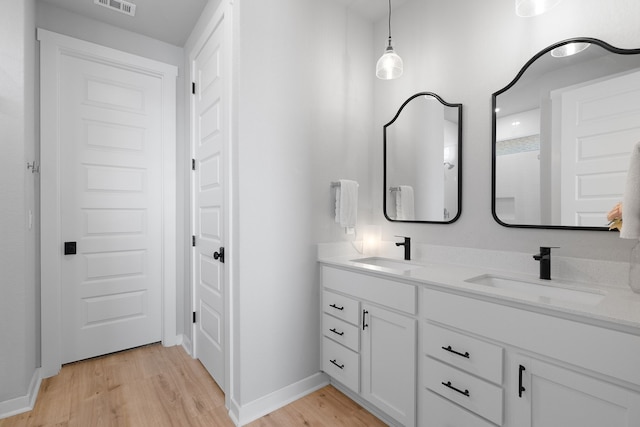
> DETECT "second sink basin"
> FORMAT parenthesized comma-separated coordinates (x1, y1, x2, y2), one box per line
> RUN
(465, 274, 606, 306)
(351, 257, 424, 272)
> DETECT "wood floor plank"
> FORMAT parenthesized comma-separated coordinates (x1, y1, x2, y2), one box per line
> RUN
(0, 344, 385, 427)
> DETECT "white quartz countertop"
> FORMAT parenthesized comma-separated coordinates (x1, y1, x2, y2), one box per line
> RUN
(319, 255, 640, 332)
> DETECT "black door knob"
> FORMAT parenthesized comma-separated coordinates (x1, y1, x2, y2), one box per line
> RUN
(213, 247, 225, 263)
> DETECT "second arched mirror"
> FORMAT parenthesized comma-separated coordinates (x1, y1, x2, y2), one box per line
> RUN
(384, 92, 463, 223)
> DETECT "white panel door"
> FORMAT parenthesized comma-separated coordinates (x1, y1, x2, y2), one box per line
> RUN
(192, 16, 226, 389)
(559, 70, 640, 226)
(59, 53, 163, 363)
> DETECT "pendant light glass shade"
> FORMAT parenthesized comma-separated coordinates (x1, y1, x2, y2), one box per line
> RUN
(376, 44, 403, 80)
(376, 0, 403, 80)
(515, 0, 562, 17)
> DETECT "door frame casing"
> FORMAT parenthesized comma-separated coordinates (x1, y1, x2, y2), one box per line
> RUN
(38, 29, 178, 378)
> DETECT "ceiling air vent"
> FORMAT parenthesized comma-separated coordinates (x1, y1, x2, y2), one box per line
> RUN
(94, 0, 136, 17)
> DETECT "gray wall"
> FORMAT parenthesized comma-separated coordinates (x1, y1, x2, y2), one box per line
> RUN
(372, 0, 640, 261)
(233, 0, 374, 406)
(0, 0, 38, 405)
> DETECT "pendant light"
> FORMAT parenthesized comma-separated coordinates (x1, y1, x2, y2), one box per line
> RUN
(376, 0, 403, 80)
(515, 0, 562, 17)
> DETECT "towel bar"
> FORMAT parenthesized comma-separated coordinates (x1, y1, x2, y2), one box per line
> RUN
(389, 187, 401, 192)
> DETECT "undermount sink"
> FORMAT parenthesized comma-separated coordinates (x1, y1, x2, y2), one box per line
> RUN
(351, 257, 425, 272)
(465, 274, 606, 306)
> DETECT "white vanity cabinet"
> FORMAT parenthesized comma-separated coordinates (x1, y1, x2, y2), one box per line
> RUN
(512, 353, 640, 427)
(421, 288, 640, 427)
(321, 266, 417, 427)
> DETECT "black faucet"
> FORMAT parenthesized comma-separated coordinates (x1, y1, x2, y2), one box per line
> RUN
(395, 236, 411, 261)
(533, 246, 557, 280)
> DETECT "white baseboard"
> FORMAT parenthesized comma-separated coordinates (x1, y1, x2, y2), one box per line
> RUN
(180, 335, 193, 357)
(0, 368, 42, 420)
(228, 372, 329, 426)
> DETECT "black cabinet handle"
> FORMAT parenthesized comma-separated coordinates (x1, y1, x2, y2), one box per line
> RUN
(329, 328, 344, 336)
(442, 381, 470, 397)
(442, 345, 470, 359)
(330, 359, 344, 369)
(362, 310, 369, 330)
(519, 365, 526, 398)
(329, 303, 344, 311)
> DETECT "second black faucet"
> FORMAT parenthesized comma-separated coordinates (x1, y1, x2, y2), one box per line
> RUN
(396, 236, 411, 261)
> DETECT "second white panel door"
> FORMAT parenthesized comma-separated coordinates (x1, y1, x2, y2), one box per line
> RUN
(192, 15, 227, 390)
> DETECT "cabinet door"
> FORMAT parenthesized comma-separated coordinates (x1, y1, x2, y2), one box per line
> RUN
(513, 354, 640, 427)
(361, 304, 416, 427)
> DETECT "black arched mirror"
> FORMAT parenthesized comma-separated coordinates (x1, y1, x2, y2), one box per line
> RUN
(384, 92, 462, 223)
(492, 38, 640, 230)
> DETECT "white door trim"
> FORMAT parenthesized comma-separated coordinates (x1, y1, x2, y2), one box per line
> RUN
(38, 29, 178, 378)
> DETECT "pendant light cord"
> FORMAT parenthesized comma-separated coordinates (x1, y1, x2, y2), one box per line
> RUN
(387, 0, 392, 47)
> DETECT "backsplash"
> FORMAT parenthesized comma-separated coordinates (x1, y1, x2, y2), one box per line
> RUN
(318, 241, 632, 290)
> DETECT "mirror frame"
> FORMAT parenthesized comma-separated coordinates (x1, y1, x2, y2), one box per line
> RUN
(384, 92, 463, 224)
(491, 37, 640, 230)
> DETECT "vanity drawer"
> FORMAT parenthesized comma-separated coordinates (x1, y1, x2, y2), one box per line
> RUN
(323, 313, 359, 352)
(421, 389, 497, 427)
(424, 357, 503, 426)
(323, 337, 359, 393)
(322, 266, 417, 314)
(323, 290, 359, 325)
(423, 322, 503, 384)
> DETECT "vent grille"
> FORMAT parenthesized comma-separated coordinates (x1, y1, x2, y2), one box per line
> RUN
(94, 0, 136, 17)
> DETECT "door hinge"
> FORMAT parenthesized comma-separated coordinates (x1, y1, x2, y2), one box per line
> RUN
(193, 312, 196, 324)
(191, 158, 196, 171)
(192, 82, 196, 94)
(192, 235, 196, 246)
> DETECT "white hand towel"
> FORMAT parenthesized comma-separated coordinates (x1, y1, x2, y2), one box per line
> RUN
(396, 185, 415, 220)
(335, 180, 358, 228)
(621, 141, 640, 240)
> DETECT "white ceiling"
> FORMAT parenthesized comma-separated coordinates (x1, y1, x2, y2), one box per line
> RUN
(38, 0, 209, 46)
(334, 0, 410, 22)
(37, 0, 409, 47)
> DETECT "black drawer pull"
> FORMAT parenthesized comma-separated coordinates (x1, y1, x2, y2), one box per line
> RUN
(442, 381, 470, 397)
(330, 359, 344, 369)
(329, 328, 344, 336)
(329, 303, 344, 311)
(442, 345, 470, 359)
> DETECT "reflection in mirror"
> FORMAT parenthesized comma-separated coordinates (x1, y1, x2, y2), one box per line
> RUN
(492, 38, 640, 230)
(384, 92, 462, 223)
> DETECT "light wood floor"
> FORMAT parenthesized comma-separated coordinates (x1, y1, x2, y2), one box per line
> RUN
(0, 344, 386, 427)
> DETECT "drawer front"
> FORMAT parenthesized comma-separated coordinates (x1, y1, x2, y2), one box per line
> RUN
(422, 288, 640, 387)
(421, 389, 497, 427)
(424, 322, 503, 384)
(322, 337, 359, 393)
(323, 290, 359, 325)
(323, 313, 359, 352)
(423, 357, 503, 426)
(322, 266, 417, 314)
